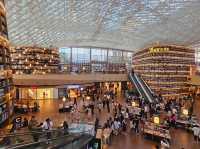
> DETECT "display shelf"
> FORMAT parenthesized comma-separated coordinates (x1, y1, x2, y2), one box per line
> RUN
(10, 46, 60, 74)
(133, 45, 195, 99)
(0, 1, 13, 126)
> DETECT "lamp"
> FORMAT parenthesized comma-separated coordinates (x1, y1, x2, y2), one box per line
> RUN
(154, 116, 160, 124)
(132, 101, 136, 107)
(62, 96, 66, 102)
(182, 109, 188, 116)
(86, 96, 90, 100)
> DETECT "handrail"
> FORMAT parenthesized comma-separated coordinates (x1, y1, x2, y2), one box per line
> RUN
(128, 73, 144, 98)
(9, 133, 79, 149)
(5, 129, 94, 149)
(51, 134, 93, 149)
(138, 75, 157, 103)
(140, 77, 153, 94)
(134, 73, 153, 103)
(0, 126, 95, 138)
(135, 74, 154, 101)
(0, 128, 67, 138)
(128, 73, 152, 104)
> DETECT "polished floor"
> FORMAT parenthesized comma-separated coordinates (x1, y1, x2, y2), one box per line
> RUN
(19, 95, 200, 149)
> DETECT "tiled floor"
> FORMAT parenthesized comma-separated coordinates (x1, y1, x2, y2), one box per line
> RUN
(17, 95, 200, 149)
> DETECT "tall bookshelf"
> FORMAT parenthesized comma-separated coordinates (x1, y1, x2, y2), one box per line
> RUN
(10, 46, 60, 74)
(0, 0, 14, 126)
(133, 45, 195, 99)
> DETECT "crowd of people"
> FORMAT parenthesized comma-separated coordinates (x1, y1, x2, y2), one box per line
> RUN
(4, 85, 200, 148)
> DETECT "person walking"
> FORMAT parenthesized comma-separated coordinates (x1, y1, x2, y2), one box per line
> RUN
(28, 116, 39, 142)
(103, 98, 105, 109)
(74, 98, 77, 108)
(106, 98, 110, 113)
(42, 118, 53, 144)
(94, 118, 99, 134)
(97, 97, 102, 113)
(135, 117, 139, 133)
(23, 117, 28, 127)
(63, 121, 69, 135)
(90, 101, 94, 115)
(192, 125, 200, 141)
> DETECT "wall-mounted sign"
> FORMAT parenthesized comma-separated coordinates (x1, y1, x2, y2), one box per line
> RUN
(149, 47, 169, 53)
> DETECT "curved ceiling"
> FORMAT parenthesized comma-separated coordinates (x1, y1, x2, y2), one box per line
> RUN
(5, 0, 200, 51)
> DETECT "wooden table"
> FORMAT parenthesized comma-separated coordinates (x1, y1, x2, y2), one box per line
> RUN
(95, 129, 103, 149)
(143, 128, 171, 140)
(143, 122, 171, 141)
(103, 128, 112, 145)
(176, 119, 200, 131)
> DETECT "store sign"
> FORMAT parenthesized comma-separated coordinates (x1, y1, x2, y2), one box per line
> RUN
(67, 85, 80, 89)
(149, 47, 169, 53)
(32, 86, 37, 89)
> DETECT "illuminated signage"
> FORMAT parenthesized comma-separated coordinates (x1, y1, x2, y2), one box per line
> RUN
(153, 116, 160, 124)
(149, 47, 169, 53)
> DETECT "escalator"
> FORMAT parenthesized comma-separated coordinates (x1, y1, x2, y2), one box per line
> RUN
(11, 134, 94, 149)
(0, 128, 94, 149)
(129, 72, 156, 104)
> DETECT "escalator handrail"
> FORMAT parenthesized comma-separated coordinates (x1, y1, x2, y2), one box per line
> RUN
(135, 75, 154, 100)
(52, 134, 93, 149)
(128, 73, 144, 98)
(128, 73, 149, 103)
(0, 127, 78, 138)
(9, 134, 80, 149)
(7, 129, 93, 149)
(134, 74, 153, 103)
(140, 77, 153, 94)
(140, 77, 158, 103)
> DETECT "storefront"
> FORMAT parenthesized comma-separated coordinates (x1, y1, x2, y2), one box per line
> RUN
(58, 85, 81, 99)
(16, 83, 95, 100)
(15, 81, 128, 101)
(100, 81, 131, 94)
(17, 87, 58, 100)
(57, 84, 95, 99)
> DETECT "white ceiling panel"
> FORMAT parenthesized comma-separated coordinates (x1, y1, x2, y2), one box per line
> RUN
(5, 0, 200, 51)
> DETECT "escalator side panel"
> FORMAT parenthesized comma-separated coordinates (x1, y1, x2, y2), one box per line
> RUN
(128, 73, 149, 102)
(129, 73, 154, 103)
(134, 74, 155, 103)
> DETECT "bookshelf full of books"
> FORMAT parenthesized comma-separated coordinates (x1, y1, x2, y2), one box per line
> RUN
(133, 45, 195, 99)
(0, 0, 14, 126)
(10, 46, 60, 74)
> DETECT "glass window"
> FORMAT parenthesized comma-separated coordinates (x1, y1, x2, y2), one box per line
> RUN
(91, 63, 107, 72)
(91, 48, 107, 62)
(72, 48, 90, 63)
(59, 47, 71, 64)
(123, 51, 132, 64)
(59, 47, 133, 73)
(123, 51, 132, 71)
(108, 50, 123, 63)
